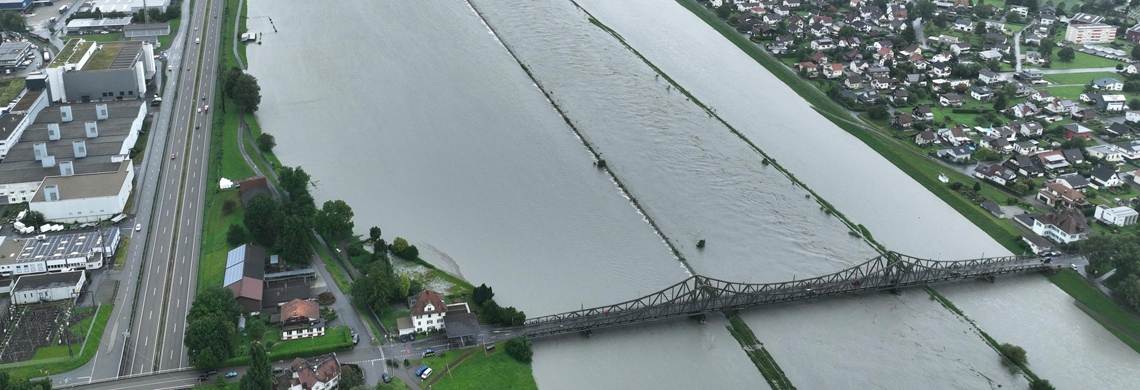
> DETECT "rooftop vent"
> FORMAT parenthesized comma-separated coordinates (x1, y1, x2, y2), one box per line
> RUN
(44, 185, 59, 202)
(41, 155, 55, 168)
(84, 121, 97, 138)
(59, 160, 74, 176)
(47, 123, 60, 141)
(95, 103, 108, 120)
(60, 106, 73, 122)
(72, 140, 86, 158)
(33, 142, 47, 161)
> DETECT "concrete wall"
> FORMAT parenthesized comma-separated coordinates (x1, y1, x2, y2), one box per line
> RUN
(61, 69, 142, 102)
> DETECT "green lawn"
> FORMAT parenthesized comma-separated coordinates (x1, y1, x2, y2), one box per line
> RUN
(1049, 270, 1140, 354)
(0, 304, 113, 379)
(1041, 85, 1087, 100)
(1041, 51, 1126, 70)
(0, 78, 23, 103)
(380, 309, 410, 332)
(1043, 71, 1122, 85)
(198, 191, 246, 290)
(223, 326, 353, 366)
(159, 18, 182, 50)
(419, 346, 538, 390)
(74, 33, 124, 43)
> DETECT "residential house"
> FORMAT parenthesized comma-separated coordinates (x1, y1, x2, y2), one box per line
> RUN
(888, 89, 910, 105)
(915, 129, 937, 145)
(1009, 102, 1040, 118)
(284, 354, 341, 390)
(1056, 174, 1090, 190)
(810, 38, 836, 51)
(864, 66, 890, 78)
(1022, 232, 1056, 255)
(810, 23, 831, 37)
(893, 112, 915, 129)
(938, 146, 974, 163)
(409, 289, 448, 333)
(856, 89, 880, 105)
(978, 49, 1003, 61)
(913, 105, 934, 121)
(782, 0, 801, 8)
(1043, 98, 1076, 115)
(899, 44, 921, 57)
(848, 59, 870, 73)
(1012, 141, 1039, 156)
(1105, 122, 1133, 138)
(1089, 165, 1123, 188)
(1039, 14, 1057, 26)
(1072, 107, 1099, 122)
(1036, 182, 1088, 209)
(873, 40, 894, 51)
(823, 63, 845, 79)
(844, 75, 863, 89)
(939, 93, 964, 107)
(1114, 140, 1140, 160)
(986, 136, 1013, 153)
(1009, 5, 1028, 17)
(981, 201, 1006, 219)
(930, 62, 953, 77)
(1095, 205, 1140, 227)
(930, 51, 954, 63)
(1016, 70, 1044, 82)
(1128, 23, 1140, 43)
(795, 62, 819, 77)
(1093, 77, 1124, 91)
(279, 299, 325, 340)
(774, 6, 790, 16)
(1128, 110, 1140, 123)
(1005, 154, 1044, 176)
(871, 76, 895, 90)
(1135, 168, 1140, 185)
(1031, 208, 1090, 244)
(938, 127, 971, 146)
(952, 19, 973, 32)
(1062, 148, 1085, 165)
(978, 69, 1004, 85)
(905, 73, 927, 87)
(1035, 150, 1070, 171)
(970, 86, 994, 101)
(1086, 144, 1125, 162)
(1095, 94, 1127, 112)
(1024, 50, 1046, 65)
(811, 52, 829, 64)
(1063, 123, 1094, 140)
(974, 163, 1018, 185)
(950, 42, 972, 56)
(1031, 89, 1053, 103)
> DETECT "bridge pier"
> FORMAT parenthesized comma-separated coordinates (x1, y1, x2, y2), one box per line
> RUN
(581, 330, 592, 338)
(689, 314, 707, 324)
(984, 276, 996, 283)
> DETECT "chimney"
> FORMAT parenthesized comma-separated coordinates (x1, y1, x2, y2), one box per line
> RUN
(95, 103, 108, 120)
(47, 123, 60, 141)
(60, 106, 73, 122)
(33, 142, 47, 161)
(41, 155, 55, 168)
(85, 121, 97, 138)
(72, 140, 86, 158)
(43, 185, 60, 202)
(59, 161, 74, 176)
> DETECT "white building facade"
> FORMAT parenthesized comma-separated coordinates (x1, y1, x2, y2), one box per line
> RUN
(1064, 24, 1117, 43)
(1095, 205, 1139, 227)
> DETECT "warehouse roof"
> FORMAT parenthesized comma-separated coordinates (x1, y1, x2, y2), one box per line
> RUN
(12, 271, 84, 293)
(30, 160, 131, 201)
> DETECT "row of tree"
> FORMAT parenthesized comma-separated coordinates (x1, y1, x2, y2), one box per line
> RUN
(132, 0, 181, 24)
(1082, 233, 1140, 312)
(0, 372, 52, 390)
(184, 286, 243, 368)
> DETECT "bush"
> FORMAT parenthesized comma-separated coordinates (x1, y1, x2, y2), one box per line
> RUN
(222, 199, 237, 214)
(505, 337, 533, 363)
(257, 133, 276, 152)
(998, 343, 1028, 367)
(226, 224, 245, 246)
(1030, 379, 1056, 390)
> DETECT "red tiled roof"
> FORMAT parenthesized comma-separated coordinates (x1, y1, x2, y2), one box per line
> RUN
(410, 290, 446, 317)
(280, 299, 319, 323)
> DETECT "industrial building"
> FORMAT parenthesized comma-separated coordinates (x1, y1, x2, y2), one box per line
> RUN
(0, 42, 35, 69)
(63, 17, 134, 36)
(46, 39, 156, 103)
(88, 0, 169, 13)
(1064, 23, 1117, 44)
(10, 270, 86, 305)
(29, 160, 133, 223)
(0, 229, 119, 292)
(0, 100, 145, 215)
(0, 0, 32, 12)
(0, 86, 51, 160)
(124, 23, 171, 40)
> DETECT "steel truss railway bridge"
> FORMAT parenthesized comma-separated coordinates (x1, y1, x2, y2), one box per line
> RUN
(521, 251, 1078, 339)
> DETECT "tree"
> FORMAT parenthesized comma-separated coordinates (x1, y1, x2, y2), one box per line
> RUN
(20, 210, 45, 228)
(1057, 47, 1075, 62)
(715, 2, 733, 19)
(339, 368, 364, 389)
(244, 194, 284, 247)
(473, 283, 494, 306)
(315, 200, 355, 242)
(226, 223, 245, 246)
(188, 285, 243, 324)
(1039, 38, 1054, 57)
(240, 342, 273, 390)
(1029, 379, 1056, 390)
(256, 133, 276, 151)
(1132, 45, 1140, 61)
(974, 22, 987, 36)
(916, 0, 936, 19)
(998, 343, 1028, 367)
(0, 11, 28, 32)
(505, 337, 533, 363)
(1115, 274, 1140, 311)
(222, 198, 237, 214)
(838, 25, 855, 38)
(232, 73, 263, 112)
(369, 226, 382, 242)
(223, 67, 243, 99)
(389, 237, 419, 260)
(1131, 99, 1140, 110)
(973, 181, 982, 192)
(993, 93, 1009, 111)
(277, 215, 312, 266)
(186, 316, 235, 367)
(901, 25, 916, 44)
(277, 166, 312, 200)
(868, 104, 890, 120)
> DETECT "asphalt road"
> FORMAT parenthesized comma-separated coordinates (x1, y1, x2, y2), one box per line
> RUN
(125, 0, 220, 375)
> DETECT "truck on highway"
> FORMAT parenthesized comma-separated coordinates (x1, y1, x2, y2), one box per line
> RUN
(58, 4, 69, 14)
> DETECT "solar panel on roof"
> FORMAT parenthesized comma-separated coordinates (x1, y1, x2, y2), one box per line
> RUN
(225, 245, 246, 268)
(223, 264, 244, 287)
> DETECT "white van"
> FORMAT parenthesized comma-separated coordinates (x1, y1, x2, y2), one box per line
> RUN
(420, 368, 433, 379)
(195, 38, 200, 44)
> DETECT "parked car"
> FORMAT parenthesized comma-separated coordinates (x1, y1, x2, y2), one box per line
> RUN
(135, 224, 141, 231)
(382, 373, 392, 383)
(225, 371, 238, 378)
(204, 370, 218, 376)
(272, 367, 283, 374)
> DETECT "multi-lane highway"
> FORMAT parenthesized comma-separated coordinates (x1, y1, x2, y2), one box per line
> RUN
(124, 0, 223, 375)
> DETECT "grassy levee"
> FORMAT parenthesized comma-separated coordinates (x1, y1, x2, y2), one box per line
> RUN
(1049, 270, 1140, 354)
(0, 304, 113, 379)
(724, 313, 796, 390)
(926, 287, 1042, 382)
(674, 0, 1023, 253)
(418, 345, 538, 390)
